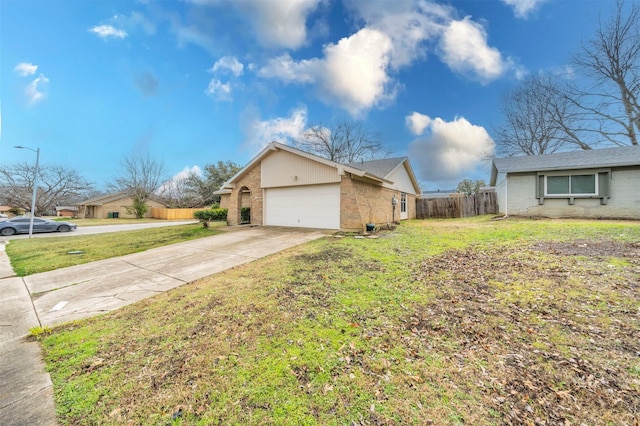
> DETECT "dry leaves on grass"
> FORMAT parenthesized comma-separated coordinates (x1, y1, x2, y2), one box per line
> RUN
(410, 241, 640, 425)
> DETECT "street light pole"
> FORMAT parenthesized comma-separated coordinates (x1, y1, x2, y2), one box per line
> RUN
(13, 145, 40, 239)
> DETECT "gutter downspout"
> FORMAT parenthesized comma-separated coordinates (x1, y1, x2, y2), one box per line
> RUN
(504, 173, 508, 217)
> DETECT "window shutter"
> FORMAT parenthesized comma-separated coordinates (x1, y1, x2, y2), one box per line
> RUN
(536, 174, 545, 204)
(598, 171, 610, 204)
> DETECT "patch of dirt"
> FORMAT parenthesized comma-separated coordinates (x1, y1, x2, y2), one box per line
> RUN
(532, 239, 640, 258)
(409, 243, 640, 425)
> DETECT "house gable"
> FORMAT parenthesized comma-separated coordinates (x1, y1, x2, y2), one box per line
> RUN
(261, 149, 341, 188)
(218, 141, 422, 229)
(386, 161, 421, 195)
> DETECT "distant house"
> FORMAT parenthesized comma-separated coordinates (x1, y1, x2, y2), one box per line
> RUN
(215, 142, 421, 231)
(490, 146, 640, 219)
(421, 189, 457, 198)
(55, 206, 78, 217)
(76, 192, 167, 219)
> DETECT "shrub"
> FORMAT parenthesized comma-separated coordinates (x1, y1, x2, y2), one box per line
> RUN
(194, 208, 228, 227)
(240, 207, 250, 224)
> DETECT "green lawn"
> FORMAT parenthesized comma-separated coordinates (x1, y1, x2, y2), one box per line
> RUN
(6, 224, 223, 276)
(51, 218, 194, 226)
(38, 217, 640, 425)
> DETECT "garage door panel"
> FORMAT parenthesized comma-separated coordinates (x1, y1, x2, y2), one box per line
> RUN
(265, 185, 340, 229)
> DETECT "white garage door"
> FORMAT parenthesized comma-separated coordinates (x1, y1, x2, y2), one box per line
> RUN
(265, 184, 340, 229)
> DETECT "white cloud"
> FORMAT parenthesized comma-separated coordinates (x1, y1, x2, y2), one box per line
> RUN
(501, 0, 548, 19)
(258, 53, 319, 83)
(205, 79, 232, 101)
(320, 28, 394, 115)
(258, 2, 520, 114)
(246, 107, 308, 151)
(405, 112, 432, 136)
(176, 165, 202, 179)
(259, 28, 394, 116)
(14, 62, 38, 77)
(158, 165, 202, 195)
(90, 24, 128, 39)
(234, 0, 322, 49)
(408, 115, 495, 182)
(25, 74, 49, 105)
(345, 0, 451, 69)
(439, 17, 510, 84)
(211, 56, 244, 77)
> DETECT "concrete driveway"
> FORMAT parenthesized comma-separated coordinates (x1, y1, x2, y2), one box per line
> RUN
(26, 226, 329, 327)
(0, 226, 330, 425)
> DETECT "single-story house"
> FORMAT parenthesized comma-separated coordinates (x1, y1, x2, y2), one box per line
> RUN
(421, 189, 457, 198)
(76, 192, 167, 219)
(55, 206, 78, 217)
(215, 142, 422, 231)
(490, 145, 640, 219)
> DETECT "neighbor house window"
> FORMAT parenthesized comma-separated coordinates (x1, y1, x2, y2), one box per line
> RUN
(545, 174, 597, 196)
(400, 193, 407, 213)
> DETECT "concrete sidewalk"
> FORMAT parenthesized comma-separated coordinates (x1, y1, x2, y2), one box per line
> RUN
(0, 226, 329, 425)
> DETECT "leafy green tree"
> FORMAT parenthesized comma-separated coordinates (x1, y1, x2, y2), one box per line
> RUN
(185, 161, 242, 206)
(456, 179, 487, 196)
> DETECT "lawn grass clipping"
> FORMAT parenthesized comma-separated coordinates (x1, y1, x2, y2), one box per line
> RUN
(6, 224, 222, 276)
(40, 218, 640, 425)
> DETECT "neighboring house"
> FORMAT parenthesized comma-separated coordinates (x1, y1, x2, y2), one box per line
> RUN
(55, 206, 78, 217)
(76, 192, 167, 219)
(421, 190, 457, 198)
(490, 146, 640, 219)
(215, 142, 422, 231)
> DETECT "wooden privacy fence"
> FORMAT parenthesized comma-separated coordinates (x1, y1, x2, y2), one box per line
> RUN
(416, 191, 497, 219)
(150, 207, 207, 220)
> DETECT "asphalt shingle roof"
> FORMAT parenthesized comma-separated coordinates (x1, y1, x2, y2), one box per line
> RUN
(493, 145, 640, 174)
(347, 157, 407, 179)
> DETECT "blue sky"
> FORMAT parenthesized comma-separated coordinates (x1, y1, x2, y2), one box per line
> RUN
(1, 0, 613, 191)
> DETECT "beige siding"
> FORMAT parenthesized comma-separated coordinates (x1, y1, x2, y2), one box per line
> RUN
(86, 198, 166, 219)
(505, 168, 640, 219)
(261, 149, 341, 188)
(386, 164, 418, 194)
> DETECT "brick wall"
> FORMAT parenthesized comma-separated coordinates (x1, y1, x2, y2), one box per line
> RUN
(226, 163, 263, 226)
(340, 176, 412, 231)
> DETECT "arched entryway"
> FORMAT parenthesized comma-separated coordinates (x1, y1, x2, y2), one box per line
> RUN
(238, 186, 251, 224)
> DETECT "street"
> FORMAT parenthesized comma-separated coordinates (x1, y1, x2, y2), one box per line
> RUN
(0, 220, 199, 241)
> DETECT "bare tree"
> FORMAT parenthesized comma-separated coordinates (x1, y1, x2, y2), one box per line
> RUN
(157, 161, 242, 208)
(495, 1, 639, 156)
(494, 76, 566, 156)
(571, 0, 639, 146)
(110, 153, 165, 218)
(157, 174, 201, 208)
(0, 162, 93, 215)
(494, 76, 593, 157)
(297, 120, 389, 164)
